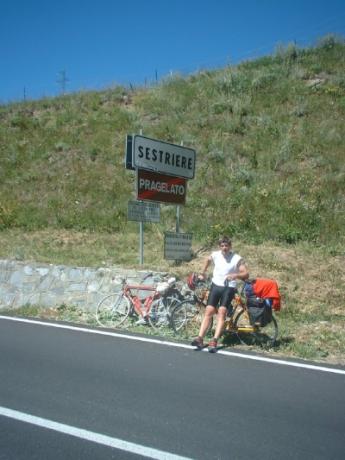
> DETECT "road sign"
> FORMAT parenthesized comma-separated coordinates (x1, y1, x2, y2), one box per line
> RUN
(137, 169, 187, 205)
(127, 200, 160, 223)
(133, 135, 196, 179)
(164, 232, 193, 261)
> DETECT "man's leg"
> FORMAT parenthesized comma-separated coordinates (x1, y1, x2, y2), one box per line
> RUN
(208, 306, 227, 353)
(199, 305, 216, 338)
(213, 306, 227, 340)
(191, 305, 216, 347)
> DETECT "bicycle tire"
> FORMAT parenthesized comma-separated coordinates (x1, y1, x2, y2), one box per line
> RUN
(96, 293, 130, 328)
(256, 313, 278, 346)
(169, 301, 188, 333)
(148, 296, 178, 330)
(170, 299, 213, 336)
(234, 309, 278, 346)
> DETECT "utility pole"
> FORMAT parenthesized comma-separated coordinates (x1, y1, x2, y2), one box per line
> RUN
(57, 70, 69, 95)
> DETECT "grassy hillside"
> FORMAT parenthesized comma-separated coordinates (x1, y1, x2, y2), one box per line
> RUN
(1, 36, 344, 251)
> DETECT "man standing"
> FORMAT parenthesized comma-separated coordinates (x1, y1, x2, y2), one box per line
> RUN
(191, 236, 249, 352)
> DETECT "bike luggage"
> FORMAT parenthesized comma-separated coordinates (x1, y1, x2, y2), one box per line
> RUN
(244, 278, 281, 311)
(246, 296, 273, 327)
(244, 278, 281, 327)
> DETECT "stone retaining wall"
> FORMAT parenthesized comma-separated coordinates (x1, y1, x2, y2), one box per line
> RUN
(0, 259, 160, 311)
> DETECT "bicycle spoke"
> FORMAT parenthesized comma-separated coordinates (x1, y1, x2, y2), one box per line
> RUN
(148, 297, 175, 330)
(170, 299, 213, 337)
(170, 302, 187, 332)
(252, 315, 279, 347)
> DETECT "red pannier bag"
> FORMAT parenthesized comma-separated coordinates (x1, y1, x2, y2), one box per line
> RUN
(251, 278, 281, 311)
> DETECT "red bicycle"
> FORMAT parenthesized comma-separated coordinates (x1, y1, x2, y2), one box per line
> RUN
(96, 275, 179, 330)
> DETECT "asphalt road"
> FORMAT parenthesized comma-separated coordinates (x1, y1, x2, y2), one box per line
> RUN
(0, 316, 344, 459)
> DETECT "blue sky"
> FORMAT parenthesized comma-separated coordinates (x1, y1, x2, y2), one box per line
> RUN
(1, 0, 344, 103)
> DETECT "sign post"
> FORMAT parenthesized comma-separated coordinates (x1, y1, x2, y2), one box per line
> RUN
(139, 222, 144, 265)
(176, 140, 184, 234)
(127, 200, 160, 265)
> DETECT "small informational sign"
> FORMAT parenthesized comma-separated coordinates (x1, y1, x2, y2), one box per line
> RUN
(127, 200, 160, 223)
(164, 232, 193, 261)
(137, 169, 187, 205)
(133, 135, 196, 179)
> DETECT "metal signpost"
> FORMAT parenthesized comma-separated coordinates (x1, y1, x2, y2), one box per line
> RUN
(127, 200, 160, 264)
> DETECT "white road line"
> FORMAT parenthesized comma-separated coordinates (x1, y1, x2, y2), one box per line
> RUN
(0, 406, 193, 460)
(1, 315, 345, 375)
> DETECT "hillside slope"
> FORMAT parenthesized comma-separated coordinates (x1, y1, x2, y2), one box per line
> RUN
(0, 38, 344, 249)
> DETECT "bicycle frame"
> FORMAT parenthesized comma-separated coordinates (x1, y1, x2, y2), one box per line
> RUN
(224, 293, 257, 333)
(121, 278, 180, 318)
(121, 281, 159, 317)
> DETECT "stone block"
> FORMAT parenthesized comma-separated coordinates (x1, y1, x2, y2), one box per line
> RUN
(37, 267, 50, 277)
(39, 276, 53, 290)
(68, 283, 87, 292)
(87, 281, 102, 293)
(68, 268, 84, 282)
(23, 266, 34, 275)
(9, 271, 25, 286)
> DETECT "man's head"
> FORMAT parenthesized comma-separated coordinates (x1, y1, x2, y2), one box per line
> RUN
(218, 236, 232, 253)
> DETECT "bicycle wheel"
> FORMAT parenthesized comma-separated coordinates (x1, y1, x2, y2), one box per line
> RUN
(233, 309, 256, 345)
(255, 314, 278, 346)
(170, 301, 188, 333)
(148, 296, 179, 330)
(96, 293, 130, 328)
(234, 309, 278, 346)
(170, 299, 213, 336)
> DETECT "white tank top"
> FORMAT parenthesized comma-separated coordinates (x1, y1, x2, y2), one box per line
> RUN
(211, 250, 242, 287)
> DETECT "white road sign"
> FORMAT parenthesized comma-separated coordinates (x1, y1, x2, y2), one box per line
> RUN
(164, 232, 193, 261)
(133, 135, 196, 179)
(127, 200, 160, 223)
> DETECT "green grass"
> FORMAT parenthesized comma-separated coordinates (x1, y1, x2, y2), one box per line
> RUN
(1, 38, 344, 248)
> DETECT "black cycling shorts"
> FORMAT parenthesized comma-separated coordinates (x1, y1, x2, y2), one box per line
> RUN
(207, 283, 237, 310)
